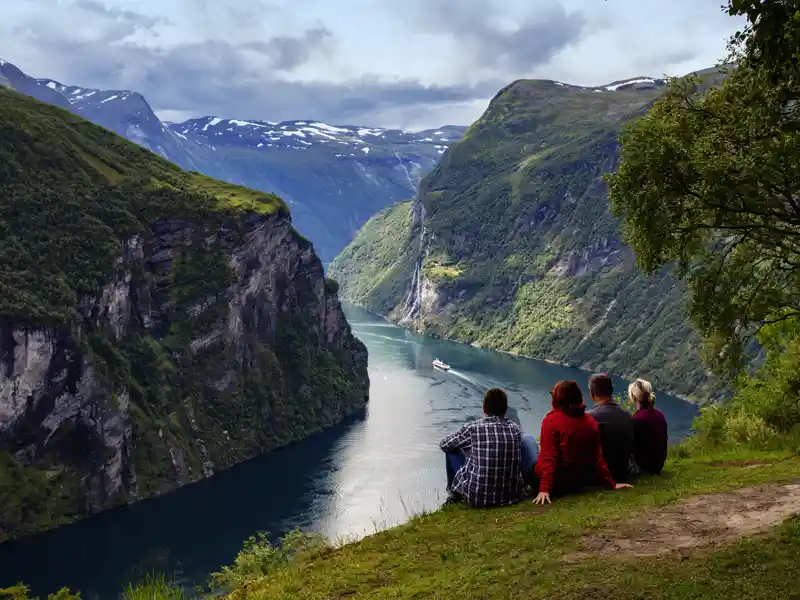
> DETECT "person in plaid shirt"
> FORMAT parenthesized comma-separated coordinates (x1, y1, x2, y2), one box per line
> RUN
(440, 388, 532, 508)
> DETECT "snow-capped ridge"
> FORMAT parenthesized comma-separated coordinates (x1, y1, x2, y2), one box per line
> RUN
(602, 77, 664, 92)
(167, 116, 465, 156)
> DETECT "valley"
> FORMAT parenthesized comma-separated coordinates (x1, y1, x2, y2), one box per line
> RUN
(330, 71, 727, 401)
(0, 305, 699, 598)
(3, 1, 800, 596)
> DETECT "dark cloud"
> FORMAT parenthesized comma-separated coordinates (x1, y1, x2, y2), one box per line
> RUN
(246, 27, 334, 72)
(154, 76, 503, 125)
(408, 0, 586, 75)
(2, 0, 502, 126)
(72, 0, 168, 29)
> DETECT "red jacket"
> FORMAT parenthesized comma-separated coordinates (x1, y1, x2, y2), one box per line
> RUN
(535, 408, 616, 494)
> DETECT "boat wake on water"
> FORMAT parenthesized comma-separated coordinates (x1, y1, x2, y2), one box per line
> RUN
(442, 368, 484, 392)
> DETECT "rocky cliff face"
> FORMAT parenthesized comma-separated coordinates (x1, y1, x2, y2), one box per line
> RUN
(0, 211, 368, 538)
(331, 73, 729, 401)
(0, 86, 368, 542)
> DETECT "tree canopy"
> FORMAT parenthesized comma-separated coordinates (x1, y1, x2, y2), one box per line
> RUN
(606, 0, 800, 375)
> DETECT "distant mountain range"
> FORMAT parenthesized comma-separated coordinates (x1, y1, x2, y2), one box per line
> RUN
(0, 58, 466, 262)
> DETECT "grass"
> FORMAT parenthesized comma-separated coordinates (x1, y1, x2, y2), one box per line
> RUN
(554, 516, 800, 600)
(4, 447, 799, 599)
(0, 447, 800, 600)
(122, 575, 187, 600)
(219, 448, 800, 599)
(183, 173, 285, 215)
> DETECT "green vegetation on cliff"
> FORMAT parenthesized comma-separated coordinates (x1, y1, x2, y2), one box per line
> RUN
(330, 74, 722, 400)
(329, 200, 417, 311)
(0, 86, 286, 328)
(0, 88, 368, 543)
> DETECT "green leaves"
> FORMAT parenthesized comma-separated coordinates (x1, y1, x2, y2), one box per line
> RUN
(607, 51, 800, 375)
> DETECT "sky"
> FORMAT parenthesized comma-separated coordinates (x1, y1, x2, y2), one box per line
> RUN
(1, 0, 744, 129)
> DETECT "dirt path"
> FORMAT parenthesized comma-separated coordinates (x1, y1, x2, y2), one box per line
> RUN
(563, 481, 800, 562)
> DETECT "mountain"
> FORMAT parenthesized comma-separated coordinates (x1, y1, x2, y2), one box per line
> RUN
(164, 117, 465, 261)
(0, 59, 71, 109)
(0, 59, 466, 262)
(329, 72, 729, 401)
(0, 86, 369, 542)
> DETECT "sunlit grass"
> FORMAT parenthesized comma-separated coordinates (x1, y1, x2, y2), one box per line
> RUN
(122, 574, 187, 600)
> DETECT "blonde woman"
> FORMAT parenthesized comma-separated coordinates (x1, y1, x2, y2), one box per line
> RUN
(629, 379, 668, 475)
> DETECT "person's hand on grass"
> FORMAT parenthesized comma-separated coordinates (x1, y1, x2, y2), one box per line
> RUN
(533, 492, 551, 505)
(614, 483, 633, 490)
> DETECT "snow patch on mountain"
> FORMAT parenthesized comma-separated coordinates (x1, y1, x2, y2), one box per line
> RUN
(603, 77, 661, 91)
(168, 116, 465, 156)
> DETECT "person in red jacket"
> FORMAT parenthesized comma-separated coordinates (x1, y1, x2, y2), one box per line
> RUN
(533, 380, 633, 505)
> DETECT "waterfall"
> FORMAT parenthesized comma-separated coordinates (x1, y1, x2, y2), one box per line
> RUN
(401, 202, 427, 323)
(393, 151, 417, 192)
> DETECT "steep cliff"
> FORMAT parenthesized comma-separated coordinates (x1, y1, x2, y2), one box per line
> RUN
(0, 88, 369, 542)
(330, 74, 727, 401)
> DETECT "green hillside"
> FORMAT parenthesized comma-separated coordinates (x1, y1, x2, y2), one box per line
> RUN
(0, 87, 368, 542)
(0, 87, 287, 328)
(330, 75, 722, 401)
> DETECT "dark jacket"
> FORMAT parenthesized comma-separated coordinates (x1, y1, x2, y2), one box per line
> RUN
(632, 407, 668, 475)
(587, 402, 634, 483)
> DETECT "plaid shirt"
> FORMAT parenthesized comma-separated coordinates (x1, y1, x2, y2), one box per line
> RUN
(440, 416, 524, 508)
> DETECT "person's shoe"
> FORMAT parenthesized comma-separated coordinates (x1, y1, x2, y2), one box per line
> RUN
(442, 491, 462, 508)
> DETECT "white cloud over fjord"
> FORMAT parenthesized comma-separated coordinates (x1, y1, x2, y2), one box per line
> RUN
(1, 0, 744, 129)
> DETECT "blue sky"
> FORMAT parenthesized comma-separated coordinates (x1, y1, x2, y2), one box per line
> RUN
(1, 0, 744, 128)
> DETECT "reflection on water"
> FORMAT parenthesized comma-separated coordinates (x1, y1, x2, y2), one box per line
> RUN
(0, 304, 700, 598)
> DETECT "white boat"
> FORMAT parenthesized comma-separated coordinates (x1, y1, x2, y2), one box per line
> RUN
(432, 358, 451, 371)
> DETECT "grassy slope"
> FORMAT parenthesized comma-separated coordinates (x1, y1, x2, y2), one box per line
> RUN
(0, 87, 366, 542)
(0, 86, 286, 212)
(0, 86, 286, 327)
(330, 77, 723, 401)
(329, 200, 417, 313)
(228, 449, 800, 599)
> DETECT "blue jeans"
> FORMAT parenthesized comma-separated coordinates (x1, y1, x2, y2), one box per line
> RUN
(446, 434, 540, 489)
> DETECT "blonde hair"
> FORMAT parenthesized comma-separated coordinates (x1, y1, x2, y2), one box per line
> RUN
(628, 379, 656, 409)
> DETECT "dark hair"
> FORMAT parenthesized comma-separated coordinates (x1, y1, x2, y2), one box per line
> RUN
(551, 380, 586, 417)
(589, 373, 614, 398)
(483, 388, 508, 417)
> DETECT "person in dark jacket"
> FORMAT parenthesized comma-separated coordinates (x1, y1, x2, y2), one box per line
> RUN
(533, 380, 632, 505)
(587, 373, 635, 483)
(629, 379, 668, 475)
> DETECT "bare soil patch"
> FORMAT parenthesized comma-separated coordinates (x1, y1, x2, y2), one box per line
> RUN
(708, 459, 775, 468)
(563, 481, 800, 562)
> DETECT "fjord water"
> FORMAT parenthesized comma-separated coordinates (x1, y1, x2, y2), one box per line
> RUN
(0, 304, 699, 598)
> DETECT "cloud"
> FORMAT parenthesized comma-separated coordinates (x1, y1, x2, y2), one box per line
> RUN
(72, 0, 168, 29)
(248, 27, 335, 72)
(0, 0, 502, 127)
(0, 0, 743, 128)
(156, 76, 504, 126)
(404, 0, 587, 77)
